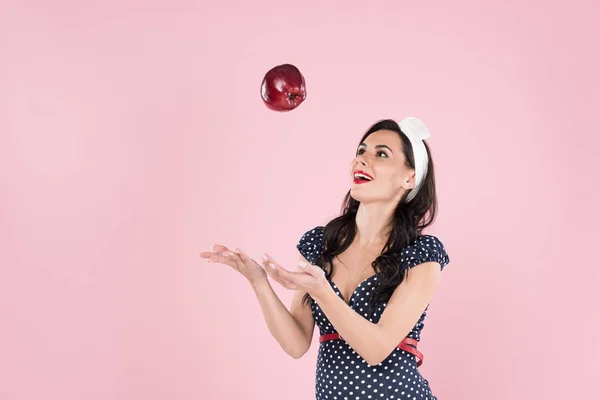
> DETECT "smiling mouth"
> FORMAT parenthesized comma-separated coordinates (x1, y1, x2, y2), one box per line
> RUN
(353, 171, 373, 184)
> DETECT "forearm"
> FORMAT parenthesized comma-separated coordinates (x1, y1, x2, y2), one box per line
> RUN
(312, 289, 393, 366)
(251, 279, 310, 358)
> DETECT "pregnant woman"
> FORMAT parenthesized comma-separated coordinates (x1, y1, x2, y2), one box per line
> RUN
(201, 117, 451, 400)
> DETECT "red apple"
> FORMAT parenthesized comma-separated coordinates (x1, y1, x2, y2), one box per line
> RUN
(260, 64, 306, 111)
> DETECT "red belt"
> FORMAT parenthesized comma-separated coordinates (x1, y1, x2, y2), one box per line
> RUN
(319, 333, 424, 367)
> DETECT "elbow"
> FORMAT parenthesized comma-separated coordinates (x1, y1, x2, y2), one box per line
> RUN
(287, 341, 311, 359)
(365, 329, 412, 366)
(289, 347, 308, 359)
(281, 331, 312, 359)
(364, 346, 395, 367)
(365, 356, 385, 367)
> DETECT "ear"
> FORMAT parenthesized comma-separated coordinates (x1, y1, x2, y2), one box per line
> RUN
(403, 170, 416, 190)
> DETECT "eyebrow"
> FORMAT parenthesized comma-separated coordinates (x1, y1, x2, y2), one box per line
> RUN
(359, 143, 394, 153)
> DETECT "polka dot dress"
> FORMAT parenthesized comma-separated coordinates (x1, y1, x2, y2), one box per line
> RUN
(296, 226, 450, 400)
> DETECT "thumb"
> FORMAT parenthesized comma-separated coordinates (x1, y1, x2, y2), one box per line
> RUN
(298, 260, 323, 277)
(297, 260, 308, 272)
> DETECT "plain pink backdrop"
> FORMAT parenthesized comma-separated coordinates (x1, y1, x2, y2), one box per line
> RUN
(1, 1, 599, 399)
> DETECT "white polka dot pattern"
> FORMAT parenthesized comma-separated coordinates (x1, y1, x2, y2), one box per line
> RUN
(296, 226, 450, 400)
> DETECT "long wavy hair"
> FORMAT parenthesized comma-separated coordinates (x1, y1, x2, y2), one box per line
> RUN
(302, 119, 438, 313)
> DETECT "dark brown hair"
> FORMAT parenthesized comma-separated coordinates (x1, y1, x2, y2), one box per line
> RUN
(302, 119, 438, 313)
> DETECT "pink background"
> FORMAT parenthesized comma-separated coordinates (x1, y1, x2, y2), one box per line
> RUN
(1, 1, 599, 399)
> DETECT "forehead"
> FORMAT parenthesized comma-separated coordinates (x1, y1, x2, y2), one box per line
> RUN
(361, 129, 403, 150)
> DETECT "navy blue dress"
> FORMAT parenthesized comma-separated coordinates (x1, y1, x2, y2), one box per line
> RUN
(297, 226, 450, 400)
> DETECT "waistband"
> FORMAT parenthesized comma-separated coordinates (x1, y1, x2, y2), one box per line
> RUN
(319, 332, 424, 367)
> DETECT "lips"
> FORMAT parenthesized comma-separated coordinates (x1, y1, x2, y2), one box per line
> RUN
(353, 170, 373, 184)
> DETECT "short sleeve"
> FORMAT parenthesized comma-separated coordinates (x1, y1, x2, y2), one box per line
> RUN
(296, 226, 325, 264)
(400, 235, 450, 270)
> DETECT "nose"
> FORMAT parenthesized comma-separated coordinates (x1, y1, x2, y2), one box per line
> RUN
(355, 154, 367, 166)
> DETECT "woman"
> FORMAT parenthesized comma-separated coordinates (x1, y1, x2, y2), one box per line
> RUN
(200, 117, 450, 400)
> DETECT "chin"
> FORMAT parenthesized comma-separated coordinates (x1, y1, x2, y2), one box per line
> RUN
(349, 187, 369, 202)
(351, 186, 395, 204)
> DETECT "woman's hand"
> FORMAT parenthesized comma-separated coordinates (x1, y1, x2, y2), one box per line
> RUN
(261, 254, 331, 299)
(200, 245, 267, 285)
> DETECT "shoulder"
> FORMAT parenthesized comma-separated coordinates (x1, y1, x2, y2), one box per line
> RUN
(400, 234, 450, 270)
(296, 226, 325, 264)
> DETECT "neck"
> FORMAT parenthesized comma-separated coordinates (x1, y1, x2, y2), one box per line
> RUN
(354, 201, 397, 248)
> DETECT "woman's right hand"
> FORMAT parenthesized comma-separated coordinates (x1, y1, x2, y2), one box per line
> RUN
(200, 245, 267, 285)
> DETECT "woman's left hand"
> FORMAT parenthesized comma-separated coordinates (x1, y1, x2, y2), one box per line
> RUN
(261, 254, 330, 299)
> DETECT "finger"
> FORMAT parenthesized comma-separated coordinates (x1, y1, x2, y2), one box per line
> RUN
(272, 262, 309, 281)
(202, 251, 241, 271)
(199, 250, 225, 261)
(260, 252, 273, 264)
(234, 248, 261, 268)
(199, 251, 221, 261)
(299, 261, 325, 278)
(221, 250, 245, 271)
(260, 253, 294, 276)
(230, 248, 263, 276)
(268, 262, 307, 290)
(264, 261, 299, 290)
(263, 260, 286, 285)
(297, 260, 308, 272)
(199, 244, 231, 259)
(211, 244, 231, 252)
(260, 254, 285, 282)
(260, 253, 277, 276)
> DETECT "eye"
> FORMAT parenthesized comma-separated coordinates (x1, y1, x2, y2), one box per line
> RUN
(377, 151, 388, 158)
(356, 148, 365, 156)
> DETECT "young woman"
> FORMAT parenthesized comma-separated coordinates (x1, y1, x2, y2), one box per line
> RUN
(200, 117, 450, 400)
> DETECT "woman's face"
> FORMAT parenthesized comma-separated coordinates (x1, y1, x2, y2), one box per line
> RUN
(349, 129, 416, 203)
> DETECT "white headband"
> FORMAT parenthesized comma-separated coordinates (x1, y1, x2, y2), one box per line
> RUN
(399, 117, 431, 202)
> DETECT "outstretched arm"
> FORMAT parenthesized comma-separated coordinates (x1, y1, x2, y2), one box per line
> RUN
(200, 247, 314, 359)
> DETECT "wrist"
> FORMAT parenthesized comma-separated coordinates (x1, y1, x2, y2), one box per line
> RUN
(250, 276, 271, 291)
(310, 281, 334, 304)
